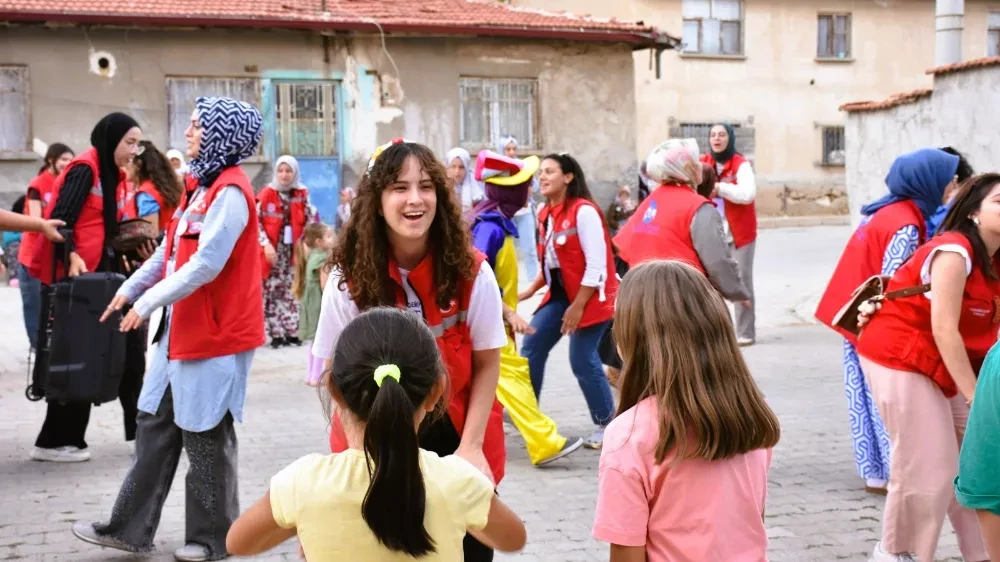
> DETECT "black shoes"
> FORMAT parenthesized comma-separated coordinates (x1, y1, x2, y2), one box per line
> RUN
(270, 336, 302, 349)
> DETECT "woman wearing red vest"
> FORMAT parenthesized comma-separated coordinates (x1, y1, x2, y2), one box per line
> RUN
(854, 174, 1000, 562)
(71, 96, 265, 562)
(17, 143, 74, 350)
(815, 148, 964, 496)
(25, 113, 142, 464)
(258, 155, 316, 348)
(119, 140, 182, 234)
(700, 123, 757, 346)
(517, 153, 618, 449)
(312, 139, 507, 562)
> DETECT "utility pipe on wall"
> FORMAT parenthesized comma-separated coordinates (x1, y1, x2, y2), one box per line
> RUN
(936, 0, 964, 66)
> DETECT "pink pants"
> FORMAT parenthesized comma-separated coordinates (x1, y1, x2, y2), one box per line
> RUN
(860, 358, 988, 562)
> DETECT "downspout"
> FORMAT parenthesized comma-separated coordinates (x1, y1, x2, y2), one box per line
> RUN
(935, 0, 964, 66)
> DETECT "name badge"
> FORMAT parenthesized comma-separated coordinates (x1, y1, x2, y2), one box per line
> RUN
(556, 235, 567, 246)
(283, 225, 294, 244)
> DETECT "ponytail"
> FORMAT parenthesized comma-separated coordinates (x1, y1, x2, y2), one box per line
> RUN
(292, 239, 308, 300)
(361, 378, 435, 556)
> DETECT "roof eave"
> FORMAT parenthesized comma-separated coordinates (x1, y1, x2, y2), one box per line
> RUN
(0, 10, 679, 46)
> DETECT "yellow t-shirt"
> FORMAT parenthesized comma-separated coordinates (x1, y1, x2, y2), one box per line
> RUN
(270, 449, 494, 561)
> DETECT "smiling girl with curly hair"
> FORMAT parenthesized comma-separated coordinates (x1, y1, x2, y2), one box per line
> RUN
(312, 140, 508, 562)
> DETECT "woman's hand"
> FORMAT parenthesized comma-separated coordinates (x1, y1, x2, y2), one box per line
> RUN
(39, 219, 65, 242)
(263, 243, 277, 265)
(67, 252, 87, 277)
(101, 295, 130, 322)
(136, 240, 158, 261)
(561, 303, 585, 335)
(456, 444, 495, 485)
(119, 307, 145, 332)
(517, 289, 533, 302)
(505, 310, 536, 335)
(857, 299, 882, 330)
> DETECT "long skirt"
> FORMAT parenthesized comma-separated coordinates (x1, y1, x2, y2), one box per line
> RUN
(263, 241, 299, 339)
(844, 340, 891, 481)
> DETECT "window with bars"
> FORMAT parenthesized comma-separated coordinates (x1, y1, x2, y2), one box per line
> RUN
(275, 82, 338, 156)
(166, 77, 262, 154)
(459, 77, 538, 150)
(989, 11, 1000, 57)
(671, 122, 755, 162)
(681, 0, 743, 56)
(818, 14, 852, 59)
(0, 66, 30, 153)
(822, 126, 845, 166)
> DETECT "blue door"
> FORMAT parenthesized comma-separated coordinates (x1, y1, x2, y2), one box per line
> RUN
(273, 81, 341, 221)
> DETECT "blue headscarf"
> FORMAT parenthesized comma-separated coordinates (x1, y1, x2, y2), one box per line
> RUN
(188, 96, 263, 185)
(861, 148, 959, 220)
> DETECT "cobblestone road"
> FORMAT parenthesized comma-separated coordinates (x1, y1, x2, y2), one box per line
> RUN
(0, 226, 966, 561)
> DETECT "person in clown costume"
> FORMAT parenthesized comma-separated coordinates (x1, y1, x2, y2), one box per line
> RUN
(469, 150, 585, 466)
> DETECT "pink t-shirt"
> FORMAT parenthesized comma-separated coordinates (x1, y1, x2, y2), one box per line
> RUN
(592, 397, 772, 562)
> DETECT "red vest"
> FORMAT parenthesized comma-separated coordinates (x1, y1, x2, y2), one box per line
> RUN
(857, 232, 1000, 397)
(117, 180, 176, 233)
(258, 186, 308, 279)
(700, 153, 757, 248)
(815, 200, 926, 345)
(328, 250, 507, 484)
(536, 198, 619, 328)
(18, 170, 57, 267)
(162, 166, 265, 360)
(28, 148, 117, 282)
(612, 183, 710, 274)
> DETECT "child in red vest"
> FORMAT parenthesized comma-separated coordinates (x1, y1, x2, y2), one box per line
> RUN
(311, 139, 508, 562)
(592, 259, 779, 561)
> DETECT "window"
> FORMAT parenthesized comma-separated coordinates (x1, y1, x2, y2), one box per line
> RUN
(0, 66, 30, 153)
(166, 77, 262, 154)
(275, 82, 338, 156)
(989, 11, 1000, 57)
(459, 77, 538, 150)
(681, 0, 743, 56)
(822, 126, 845, 166)
(671, 122, 755, 162)
(818, 14, 851, 59)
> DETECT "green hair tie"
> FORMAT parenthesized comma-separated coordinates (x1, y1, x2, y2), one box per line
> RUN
(373, 364, 401, 388)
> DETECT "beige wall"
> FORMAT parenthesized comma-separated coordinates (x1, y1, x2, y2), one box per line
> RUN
(515, 0, 997, 215)
(0, 26, 636, 207)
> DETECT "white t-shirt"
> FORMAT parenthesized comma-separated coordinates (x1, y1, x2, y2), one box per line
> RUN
(312, 261, 507, 361)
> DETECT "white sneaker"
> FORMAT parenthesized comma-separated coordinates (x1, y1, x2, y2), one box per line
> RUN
(869, 542, 917, 561)
(30, 446, 91, 463)
(583, 428, 605, 450)
(737, 337, 755, 347)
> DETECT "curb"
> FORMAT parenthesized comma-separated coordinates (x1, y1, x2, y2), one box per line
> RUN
(758, 215, 849, 229)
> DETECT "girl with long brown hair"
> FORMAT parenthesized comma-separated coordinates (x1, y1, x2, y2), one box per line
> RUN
(121, 140, 182, 234)
(311, 139, 507, 562)
(592, 259, 780, 561)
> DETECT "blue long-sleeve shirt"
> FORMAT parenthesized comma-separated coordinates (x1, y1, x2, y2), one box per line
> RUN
(117, 185, 255, 432)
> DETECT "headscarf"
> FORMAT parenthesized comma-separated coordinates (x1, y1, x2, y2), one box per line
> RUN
(445, 147, 485, 210)
(860, 148, 959, 220)
(90, 112, 140, 237)
(187, 96, 263, 186)
(273, 155, 302, 192)
(338, 187, 355, 226)
(499, 135, 518, 154)
(709, 123, 737, 164)
(644, 138, 703, 189)
(166, 149, 189, 177)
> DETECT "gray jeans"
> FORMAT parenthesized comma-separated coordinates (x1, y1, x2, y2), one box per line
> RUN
(94, 386, 238, 559)
(732, 240, 756, 340)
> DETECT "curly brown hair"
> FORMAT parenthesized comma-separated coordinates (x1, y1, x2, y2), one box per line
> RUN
(133, 140, 182, 209)
(328, 142, 476, 311)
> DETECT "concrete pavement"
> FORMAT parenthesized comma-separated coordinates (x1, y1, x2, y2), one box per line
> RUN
(0, 225, 969, 561)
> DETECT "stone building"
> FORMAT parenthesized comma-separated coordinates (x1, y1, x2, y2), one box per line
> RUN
(0, 0, 675, 217)
(841, 57, 1000, 227)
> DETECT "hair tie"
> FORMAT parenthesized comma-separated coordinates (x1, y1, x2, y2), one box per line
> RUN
(373, 364, 401, 387)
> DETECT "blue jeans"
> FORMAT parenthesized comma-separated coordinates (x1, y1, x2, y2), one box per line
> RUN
(513, 210, 539, 282)
(17, 265, 41, 349)
(521, 293, 615, 426)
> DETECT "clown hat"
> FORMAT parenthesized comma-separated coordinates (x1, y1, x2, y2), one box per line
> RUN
(474, 150, 540, 187)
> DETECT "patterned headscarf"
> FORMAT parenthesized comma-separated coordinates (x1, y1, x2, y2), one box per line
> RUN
(188, 96, 263, 184)
(644, 138, 703, 189)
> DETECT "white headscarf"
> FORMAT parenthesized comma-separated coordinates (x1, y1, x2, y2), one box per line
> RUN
(645, 138, 703, 188)
(166, 149, 188, 177)
(273, 155, 303, 192)
(445, 147, 485, 211)
(499, 135, 518, 154)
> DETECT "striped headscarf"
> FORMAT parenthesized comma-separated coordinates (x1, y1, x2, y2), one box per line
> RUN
(645, 138, 703, 189)
(188, 96, 263, 184)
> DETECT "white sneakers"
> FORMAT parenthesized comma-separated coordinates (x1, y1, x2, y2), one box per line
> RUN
(737, 337, 755, 347)
(583, 427, 605, 450)
(29, 446, 90, 463)
(869, 542, 917, 562)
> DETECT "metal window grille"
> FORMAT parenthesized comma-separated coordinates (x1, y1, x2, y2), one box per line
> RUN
(0, 66, 30, 153)
(672, 122, 755, 163)
(459, 77, 538, 151)
(166, 77, 262, 154)
(681, 0, 743, 55)
(275, 82, 338, 157)
(818, 14, 852, 59)
(822, 126, 845, 166)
